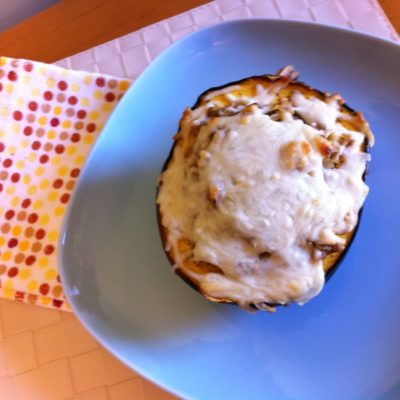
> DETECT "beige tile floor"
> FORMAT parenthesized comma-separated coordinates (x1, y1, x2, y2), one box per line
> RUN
(0, 299, 179, 400)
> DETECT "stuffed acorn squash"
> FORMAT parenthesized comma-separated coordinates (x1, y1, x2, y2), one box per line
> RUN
(156, 66, 373, 312)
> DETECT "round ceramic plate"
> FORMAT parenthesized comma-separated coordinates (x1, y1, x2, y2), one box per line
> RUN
(60, 20, 400, 400)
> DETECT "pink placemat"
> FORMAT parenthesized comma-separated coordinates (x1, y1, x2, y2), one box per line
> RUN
(0, 0, 398, 311)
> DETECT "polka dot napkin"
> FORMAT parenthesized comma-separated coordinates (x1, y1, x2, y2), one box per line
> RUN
(0, 56, 132, 310)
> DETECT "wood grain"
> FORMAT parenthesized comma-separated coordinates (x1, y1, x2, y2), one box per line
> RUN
(379, 0, 400, 33)
(0, 0, 209, 63)
(0, 0, 397, 63)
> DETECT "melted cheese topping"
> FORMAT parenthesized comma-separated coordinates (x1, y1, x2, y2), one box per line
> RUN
(158, 84, 371, 309)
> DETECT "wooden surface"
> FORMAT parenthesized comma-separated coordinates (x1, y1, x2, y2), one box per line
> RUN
(379, 0, 400, 33)
(0, 0, 209, 63)
(0, 0, 397, 63)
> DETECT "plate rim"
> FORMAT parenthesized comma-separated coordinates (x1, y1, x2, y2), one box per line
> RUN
(59, 18, 400, 399)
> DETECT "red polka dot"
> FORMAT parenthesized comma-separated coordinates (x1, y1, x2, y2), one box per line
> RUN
(68, 96, 78, 105)
(0, 183, 3, 192)
(60, 193, 70, 204)
(8, 71, 18, 81)
(39, 283, 49, 295)
(8, 238, 18, 248)
(53, 299, 63, 308)
(39, 154, 49, 164)
(11, 173, 20, 183)
(58, 81, 68, 91)
(0, 83, 3, 92)
(0, 171, 8, 180)
(50, 118, 60, 127)
(28, 213, 38, 224)
(35, 229, 46, 240)
(44, 245, 55, 255)
(44, 91, 53, 101)
(71, 133, 81, 143)
(105, 92, 116, 102)
(77, 110, 87, 119)
(70, 168, 80, 178)
(53, 179, 63, 189)
(55, 144, 65, 154)
(8, 267, 19, 277)
(96, 77, 105, 87)
(13, 111, 23, 121)
(0, 143, 4, 152)
(26, 255, 36, 266)
(24, 126, 33, 136)
(32, 141, 41, 150)
(5, 210, 15, 220)
(21, 198, 31, 208)
(86, 123, 96, 133)
(28, 101, 38, 111)
(23, 62, 33, 72)
(3, 159, 12, 168)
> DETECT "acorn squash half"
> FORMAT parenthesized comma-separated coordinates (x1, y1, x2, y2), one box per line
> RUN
(156, 66, 373, 312)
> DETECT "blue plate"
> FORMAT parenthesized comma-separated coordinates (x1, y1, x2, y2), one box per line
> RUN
(60, 20, 400, 400)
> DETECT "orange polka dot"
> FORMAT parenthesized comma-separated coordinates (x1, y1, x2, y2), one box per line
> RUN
(102, 103, 113, 113)
(51, 155, 62, 166)
(16, 160, 26, 169)
(11, 196, 20, 207)
(48, 191, 59, 202)
(0, 106, 9, 117)
(94, 89, 103, 100)
(54, 106, 62, 116)
(54, 206, 65, 217)
(66, 145, 77, 155)
(28, 280, 38, 291)
(46, 129, 56, 140)
(23, 174, 31, 184)
(33, 200, 44, 210)
(39, 179, 50, 190)
(18, 241, 29, 252)
(28, 153, 37, 162)
(11, 225, 22, 236)
(39, 214, 50, 225)
(83, 76, 92, 85)
(8, 145, 17, 155)
(45, 268, 57, 280)
(38, 116, 47, 126)
(6, 83, 14, 94)
(1, 251, 12, 261)
(35, 166, 45, 176)
(46, 77, 56, 87)
(4, 279, 13, 290)
(12, 124, 20, 133)
(28, 185, 37, 195)
(83, 134, 95, 145)
(20, 269, 31, 279)
(38, 257, 49, 268)
(6, 185, 16, 195)
(52, 285, 63, 297)
(81, 97, 90, 107)
(58, 166, 69, 177)
(62, 120, 72, 129)
(119, 80, 130, 91)
(41, 297, 52, 305)
(75, 155, 86, 166)
(89, 111, 100, 120)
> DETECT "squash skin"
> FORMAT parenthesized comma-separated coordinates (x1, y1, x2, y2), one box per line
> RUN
(156, 72, 372, 310)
